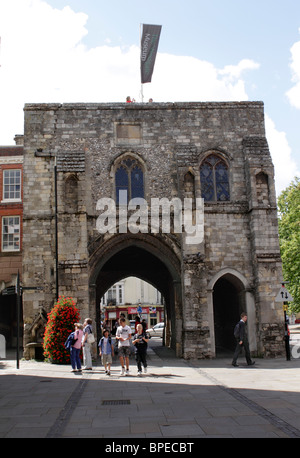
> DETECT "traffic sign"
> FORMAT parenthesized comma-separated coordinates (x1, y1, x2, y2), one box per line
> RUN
(1, 286, 16, 296)
(275, 286, 294, 302)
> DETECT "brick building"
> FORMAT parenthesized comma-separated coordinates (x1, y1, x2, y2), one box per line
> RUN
(22, 102, 284, 359)
(0, 141, 23, 347)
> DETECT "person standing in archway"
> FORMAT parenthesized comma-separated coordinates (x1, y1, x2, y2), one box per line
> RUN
(99, 329, 114, 375)
(116, 317, 132, 376)
(133, 323, 149, 376)
(232, 313, 255, 367)
(134, 316, 140, 333)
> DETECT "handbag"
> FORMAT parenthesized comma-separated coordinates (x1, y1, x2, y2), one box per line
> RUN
(87, 332, 95, 344)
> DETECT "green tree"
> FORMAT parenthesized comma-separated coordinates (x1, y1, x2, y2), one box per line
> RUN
(278, 178, 300, 313)
(43, 296, 80, 364)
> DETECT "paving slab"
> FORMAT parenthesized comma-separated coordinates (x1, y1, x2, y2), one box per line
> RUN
(1, 343, 300, 441)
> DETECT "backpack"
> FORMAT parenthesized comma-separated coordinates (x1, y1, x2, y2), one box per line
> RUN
(234, 322, 241, 339)
(64, 331, 78, 350)
(99, 336, 112, 349)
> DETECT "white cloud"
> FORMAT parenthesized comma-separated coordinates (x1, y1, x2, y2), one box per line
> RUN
(219, 59, 260, 80)
(265, 115, 300, 195)
(143, 54, 259, 103)
(286, 29, 300, 108)
(0, 0, 261, 144)
(0, 0, 89, 143)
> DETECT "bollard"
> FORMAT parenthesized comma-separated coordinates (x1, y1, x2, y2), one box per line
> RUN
(283, 303, 291, 361)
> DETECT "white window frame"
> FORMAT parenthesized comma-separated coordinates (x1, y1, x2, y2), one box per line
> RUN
(2, 169, 22, 202)
(2, 216, 20, 252)
(104, 282, 124, 305)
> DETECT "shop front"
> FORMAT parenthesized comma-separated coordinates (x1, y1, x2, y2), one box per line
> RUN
(103, 305, 164, 334)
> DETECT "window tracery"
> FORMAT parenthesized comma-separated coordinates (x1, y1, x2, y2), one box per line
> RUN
(115, 157, 144, 204)
(200, 154, 230, 202)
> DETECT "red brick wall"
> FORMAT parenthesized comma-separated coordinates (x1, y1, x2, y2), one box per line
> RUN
(0, 161, 23, 285)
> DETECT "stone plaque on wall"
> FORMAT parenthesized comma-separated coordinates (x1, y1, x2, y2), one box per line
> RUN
(116, 123, 141, 144)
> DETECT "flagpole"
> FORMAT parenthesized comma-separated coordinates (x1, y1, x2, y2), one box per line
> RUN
(140, 23, 144, 102)
(140, 24, 162, 101)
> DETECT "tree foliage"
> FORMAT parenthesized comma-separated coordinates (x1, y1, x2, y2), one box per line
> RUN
(278, 178, 300, 313)
(43, 296, 80, 364)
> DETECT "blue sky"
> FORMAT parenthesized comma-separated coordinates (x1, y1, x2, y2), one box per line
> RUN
(0, 0, 299, 194)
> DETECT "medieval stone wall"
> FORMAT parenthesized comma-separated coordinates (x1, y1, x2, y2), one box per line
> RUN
(22, 102, 284, 359)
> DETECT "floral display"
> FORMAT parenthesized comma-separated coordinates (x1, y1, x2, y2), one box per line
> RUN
(43, 296, 80, 364)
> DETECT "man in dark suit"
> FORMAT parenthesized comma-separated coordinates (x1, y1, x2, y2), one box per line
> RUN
(232, 313, 255, 367)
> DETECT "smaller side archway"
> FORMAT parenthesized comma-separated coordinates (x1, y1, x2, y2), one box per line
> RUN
(207, 268, 256, 357)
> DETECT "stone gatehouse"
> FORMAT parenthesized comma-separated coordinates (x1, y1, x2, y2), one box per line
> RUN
(22, 101, 284, 359)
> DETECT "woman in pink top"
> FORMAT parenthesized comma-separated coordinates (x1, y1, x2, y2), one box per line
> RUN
(70, 323, 83, 372)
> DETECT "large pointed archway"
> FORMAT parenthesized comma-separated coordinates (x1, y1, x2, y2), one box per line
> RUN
(89, 234, 183, 356)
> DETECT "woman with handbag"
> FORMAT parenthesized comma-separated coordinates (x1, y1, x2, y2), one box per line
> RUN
(70, 323, 83, 372)
(82, 318, 94, 370)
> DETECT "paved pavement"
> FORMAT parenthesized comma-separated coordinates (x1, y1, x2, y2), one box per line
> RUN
(1, 337, 300, 440)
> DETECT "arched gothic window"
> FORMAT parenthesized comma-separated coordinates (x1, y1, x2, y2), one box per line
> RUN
(200, 154, 230, 202)
(115, 157, 144, 204)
